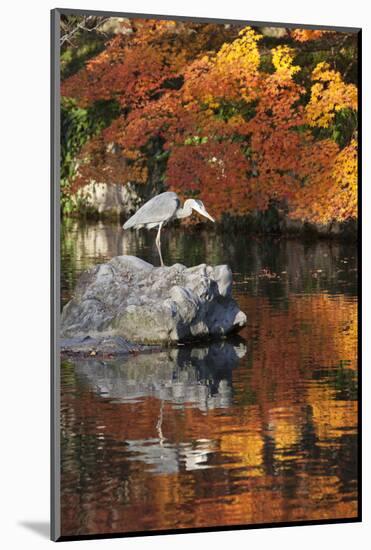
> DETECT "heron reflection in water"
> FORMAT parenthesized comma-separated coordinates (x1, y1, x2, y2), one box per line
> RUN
(123, 191, 215, 266)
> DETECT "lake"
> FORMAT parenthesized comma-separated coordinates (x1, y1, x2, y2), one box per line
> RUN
(60, 219, 358, 536)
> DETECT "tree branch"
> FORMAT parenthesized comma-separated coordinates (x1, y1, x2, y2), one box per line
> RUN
(60, 16, 112, 47)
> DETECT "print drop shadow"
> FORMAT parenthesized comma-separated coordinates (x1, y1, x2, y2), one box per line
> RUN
(18, 521, 49, 539)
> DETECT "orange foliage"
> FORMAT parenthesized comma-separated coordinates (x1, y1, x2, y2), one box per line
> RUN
(167, 142, 253, 217)
(62, 20, 358, 225)
(291, 139, 357, 223)
(62, 19, 237, 109)
(290, 29, 327, 42)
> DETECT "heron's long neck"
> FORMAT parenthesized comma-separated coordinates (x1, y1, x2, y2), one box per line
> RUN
(175, 203, 192, 219)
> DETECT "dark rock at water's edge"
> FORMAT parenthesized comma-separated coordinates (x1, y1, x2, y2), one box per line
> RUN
(60, 335, 158, 358)
(60, 255, 247, 346)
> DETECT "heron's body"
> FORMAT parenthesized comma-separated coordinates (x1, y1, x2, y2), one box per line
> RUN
(123, 191, 214, 266)
(123, 192, 180, 230)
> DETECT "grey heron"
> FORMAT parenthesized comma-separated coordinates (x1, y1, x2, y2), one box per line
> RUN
(123, 191, 215, 266)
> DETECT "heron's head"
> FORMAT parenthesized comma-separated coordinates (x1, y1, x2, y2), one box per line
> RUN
(185, 199, 215, 223)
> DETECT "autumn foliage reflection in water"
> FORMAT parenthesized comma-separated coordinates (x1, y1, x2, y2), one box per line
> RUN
(60, 232, 357, 535)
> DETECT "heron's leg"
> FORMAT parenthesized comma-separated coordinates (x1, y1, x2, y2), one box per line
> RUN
(155, 222, 164, 266)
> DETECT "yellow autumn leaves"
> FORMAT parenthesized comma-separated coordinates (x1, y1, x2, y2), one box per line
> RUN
(306, 62, 358, 128)
(216, 26, 262, 72)
(271, 45, 301, 77)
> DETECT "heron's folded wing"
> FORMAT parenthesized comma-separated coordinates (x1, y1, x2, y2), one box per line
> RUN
(123, 192, 179, 229)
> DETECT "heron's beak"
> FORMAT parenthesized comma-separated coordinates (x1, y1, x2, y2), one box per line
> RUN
(193, 203, 215, 222)
(202, 210, 215, 223)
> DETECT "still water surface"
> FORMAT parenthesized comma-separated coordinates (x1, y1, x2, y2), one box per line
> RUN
(61, 220, 358, 536)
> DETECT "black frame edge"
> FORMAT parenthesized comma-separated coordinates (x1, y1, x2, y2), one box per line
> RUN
(357, 27, 362, 524)
(57, 517, 361, 543)
(51, 7, 61, 543)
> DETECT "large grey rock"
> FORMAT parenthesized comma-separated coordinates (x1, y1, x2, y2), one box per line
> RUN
(61, 256, 246, 344)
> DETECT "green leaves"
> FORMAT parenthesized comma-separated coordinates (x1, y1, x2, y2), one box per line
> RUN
(60, 98, 120, 213)
(213, 99, 258, 122)
(184, 135, 209, 145)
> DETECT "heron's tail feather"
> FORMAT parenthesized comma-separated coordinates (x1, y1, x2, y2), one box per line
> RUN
(123, 216, 136, 230)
